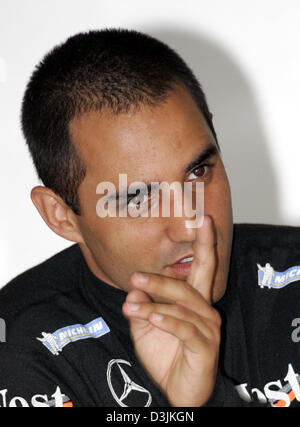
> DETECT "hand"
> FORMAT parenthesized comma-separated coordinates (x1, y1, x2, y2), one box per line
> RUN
(122, 216, 222, 407)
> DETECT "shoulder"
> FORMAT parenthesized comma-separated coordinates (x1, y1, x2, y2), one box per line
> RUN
(220, 223, 300, 317)
(232, 224, 300, 265)
(233, 223, 300, 248)
(0, 243, 82, 324)
(230, 223, 300, 290)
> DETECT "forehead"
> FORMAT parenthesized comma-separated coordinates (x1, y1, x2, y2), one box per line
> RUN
(69, 86, 216, 184)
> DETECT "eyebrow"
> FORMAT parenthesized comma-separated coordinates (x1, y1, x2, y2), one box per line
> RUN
(184, 144, 219, 175)
(108, 144, 219, 201)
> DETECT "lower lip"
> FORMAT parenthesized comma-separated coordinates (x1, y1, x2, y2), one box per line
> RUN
(168, 262, 192, 276)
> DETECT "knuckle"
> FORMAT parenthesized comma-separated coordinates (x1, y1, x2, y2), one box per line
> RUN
(205, 325, 220, 347)
(174, 304, 187, 317)
(186, 323, 199, 339)
(183, 281, 199, 299)
(211, 308, 222, 327)
(206, 310, 222, 343)
(174, 282, 190, 304)
(213, 325, 221, 345)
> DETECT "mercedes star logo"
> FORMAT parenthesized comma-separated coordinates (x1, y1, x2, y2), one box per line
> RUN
(107, 359, 152, 407)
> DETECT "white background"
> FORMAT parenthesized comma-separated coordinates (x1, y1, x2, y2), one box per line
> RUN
(0, 0, 299, 288)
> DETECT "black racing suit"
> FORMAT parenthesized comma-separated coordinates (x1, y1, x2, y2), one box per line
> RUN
(0, 224, 300, 407)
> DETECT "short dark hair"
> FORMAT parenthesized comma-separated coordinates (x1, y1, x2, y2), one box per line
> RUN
(21, 28, 218, 215)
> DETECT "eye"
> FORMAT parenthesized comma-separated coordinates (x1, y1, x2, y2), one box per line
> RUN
(186, 164, 212, 181)
(128, 192, 148, 207)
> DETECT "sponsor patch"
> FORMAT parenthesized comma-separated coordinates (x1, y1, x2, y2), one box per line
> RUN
(236, 363, 300, 407)
(37, 317, 110, 355)
(257, 263, 300, 289)
(0, 386, 73, 407)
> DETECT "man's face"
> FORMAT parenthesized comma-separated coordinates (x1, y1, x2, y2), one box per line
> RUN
(70, 85, 233, 302)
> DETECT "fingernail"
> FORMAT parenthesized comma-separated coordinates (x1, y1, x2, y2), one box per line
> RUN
(126, 302, 140, 311)
(133, 272, 148, 285)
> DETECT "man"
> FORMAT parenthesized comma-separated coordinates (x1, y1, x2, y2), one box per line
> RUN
(0, 29, 299, 407)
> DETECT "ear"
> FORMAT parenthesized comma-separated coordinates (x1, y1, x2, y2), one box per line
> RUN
(30, 186, 85, 244)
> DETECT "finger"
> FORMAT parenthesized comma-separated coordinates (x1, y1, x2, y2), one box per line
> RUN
(126, 289, 152, 304)
(121, 289, 154, 336)
(187, 215, 217, 304)
(148, 312, 216, 354)
(130, 272, 214, 320)
(123, 300, 220, 341)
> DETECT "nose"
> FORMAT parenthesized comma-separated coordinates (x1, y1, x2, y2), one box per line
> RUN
(165, 215, 197, 243)
(164, 181, 204, 242)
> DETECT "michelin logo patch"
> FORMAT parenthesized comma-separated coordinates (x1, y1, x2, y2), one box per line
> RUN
(37, 317, 110, 355)
(257, 263, 300, 289)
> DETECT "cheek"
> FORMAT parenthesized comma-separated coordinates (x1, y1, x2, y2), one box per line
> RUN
(205, 173, 233, 256)
(205, 175, 232, 223)
(110, 220, 164, 264)
(205, 173, 233, 301)
(85, 217, 162, 269)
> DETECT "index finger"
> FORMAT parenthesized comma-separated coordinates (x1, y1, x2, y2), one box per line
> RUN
(187, 215, 217, 304)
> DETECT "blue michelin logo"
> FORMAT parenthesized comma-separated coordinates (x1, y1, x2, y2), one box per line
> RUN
(37, 317, 110, 355)
(257, 263, 300, 289)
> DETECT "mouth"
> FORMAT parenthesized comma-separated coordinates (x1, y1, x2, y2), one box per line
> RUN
(167, 254, 194, 277)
